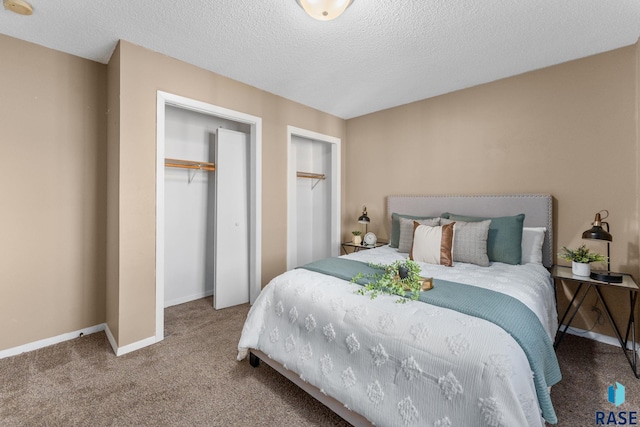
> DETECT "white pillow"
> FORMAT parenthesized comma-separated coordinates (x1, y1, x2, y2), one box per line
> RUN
(521, 227, 546, 265)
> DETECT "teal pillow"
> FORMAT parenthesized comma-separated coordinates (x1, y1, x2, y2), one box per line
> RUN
(390, 213, 438, 248)
(441, 213, 525, 265)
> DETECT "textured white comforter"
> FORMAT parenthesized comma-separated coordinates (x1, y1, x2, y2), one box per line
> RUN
(237, 246, 558, 427)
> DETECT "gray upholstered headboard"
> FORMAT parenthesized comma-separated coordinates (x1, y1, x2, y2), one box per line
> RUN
(387, 194, 554, 268)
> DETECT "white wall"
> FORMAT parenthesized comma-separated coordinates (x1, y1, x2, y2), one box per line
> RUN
(293, 135, 332, 266)
(164, 105, 249, 307)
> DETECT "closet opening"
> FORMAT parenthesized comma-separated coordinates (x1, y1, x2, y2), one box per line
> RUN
(156, 92, 262, 342)
(286, 126, 341, 270)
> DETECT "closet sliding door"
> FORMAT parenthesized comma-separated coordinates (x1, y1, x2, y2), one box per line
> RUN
(214, 128, 250, 309)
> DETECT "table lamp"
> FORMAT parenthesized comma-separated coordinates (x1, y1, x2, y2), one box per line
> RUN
(582, 210, 623, 283)
(358, 206, 370, 234)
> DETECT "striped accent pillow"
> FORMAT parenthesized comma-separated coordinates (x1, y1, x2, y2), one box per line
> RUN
(409, 222, 455, 266)
(398, 217, 441, 253)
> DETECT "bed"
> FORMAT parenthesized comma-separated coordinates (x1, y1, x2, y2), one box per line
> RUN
(238, 194, 560, 426)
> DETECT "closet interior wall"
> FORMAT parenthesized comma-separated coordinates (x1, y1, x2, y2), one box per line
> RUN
(164, 105, 250, 308)
(293, 135, 332, 266)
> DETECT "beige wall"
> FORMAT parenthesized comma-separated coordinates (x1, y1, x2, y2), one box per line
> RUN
(0, 34, 107, 351)
(108, 41, 346, 347)
(1, 31, 638, 352)
(345, 44, 639, 336)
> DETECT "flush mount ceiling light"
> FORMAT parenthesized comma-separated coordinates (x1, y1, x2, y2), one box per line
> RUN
(3, 0, 33, 15)
(295, 0, 353, 21)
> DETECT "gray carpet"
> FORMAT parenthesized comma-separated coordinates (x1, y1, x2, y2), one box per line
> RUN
(550, 328, 639, 425)
(0, 298, 638, 426)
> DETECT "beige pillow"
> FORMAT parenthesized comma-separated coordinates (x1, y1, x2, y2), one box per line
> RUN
(409, 222, 455, 266)
(398, 217, 441, 253)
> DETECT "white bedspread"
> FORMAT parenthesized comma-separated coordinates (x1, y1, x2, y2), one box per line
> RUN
(346, 246, 558, 340)
(238, 246, 558, 427)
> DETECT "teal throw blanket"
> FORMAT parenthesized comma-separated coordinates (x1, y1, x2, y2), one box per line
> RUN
(300, 257, 561, 424)
(300, 256, 384, 284)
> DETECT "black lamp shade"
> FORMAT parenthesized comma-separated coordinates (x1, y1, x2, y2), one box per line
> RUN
(582, 226, 612, 241)
(358, 206, 370, 224)
(581, 211, 622, 283)
(581, 212, 612, 241)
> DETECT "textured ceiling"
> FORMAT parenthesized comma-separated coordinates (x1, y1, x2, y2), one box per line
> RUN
(1, 0, 639, 119)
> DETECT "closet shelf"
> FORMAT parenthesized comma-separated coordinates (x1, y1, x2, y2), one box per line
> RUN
(297, 171, 325, 189)
(297, 171, 325, 180)
(165, 158, 216, 172)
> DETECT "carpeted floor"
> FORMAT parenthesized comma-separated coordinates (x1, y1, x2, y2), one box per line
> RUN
(550, 327, 640, 425)
(0, 298, 638, 426)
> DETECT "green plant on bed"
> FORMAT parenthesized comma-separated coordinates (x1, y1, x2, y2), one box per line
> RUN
(350, 259, 423, 303)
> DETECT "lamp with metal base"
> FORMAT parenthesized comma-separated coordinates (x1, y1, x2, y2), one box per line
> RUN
(358, 206, 370, 235)
(582, 210, 623, 283)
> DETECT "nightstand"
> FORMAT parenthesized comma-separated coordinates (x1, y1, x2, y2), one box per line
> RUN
(552, 265, 639, 378)
(341, 241, 386, 255)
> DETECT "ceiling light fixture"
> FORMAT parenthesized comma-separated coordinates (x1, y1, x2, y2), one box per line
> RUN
(3, 0, 33, 15)
(295, 0, 353, 21)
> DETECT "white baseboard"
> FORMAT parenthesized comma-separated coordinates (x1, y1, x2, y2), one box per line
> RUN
(0, 323, 106, 360)
(104, 324, 160, 356)
(104, 324, 118, 355)
(561, 325, 638, 351)
(164, 290, 213, 308)
(1, 323, 161, 360)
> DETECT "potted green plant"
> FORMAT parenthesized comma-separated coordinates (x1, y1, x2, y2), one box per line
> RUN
(558, 244, 606, 277)
(351, 230, 362, 245)
(351, 259, 425, 303)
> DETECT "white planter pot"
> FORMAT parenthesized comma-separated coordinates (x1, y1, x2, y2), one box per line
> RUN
(352, 235, 362, 245)
(572, 261, 591, 277)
